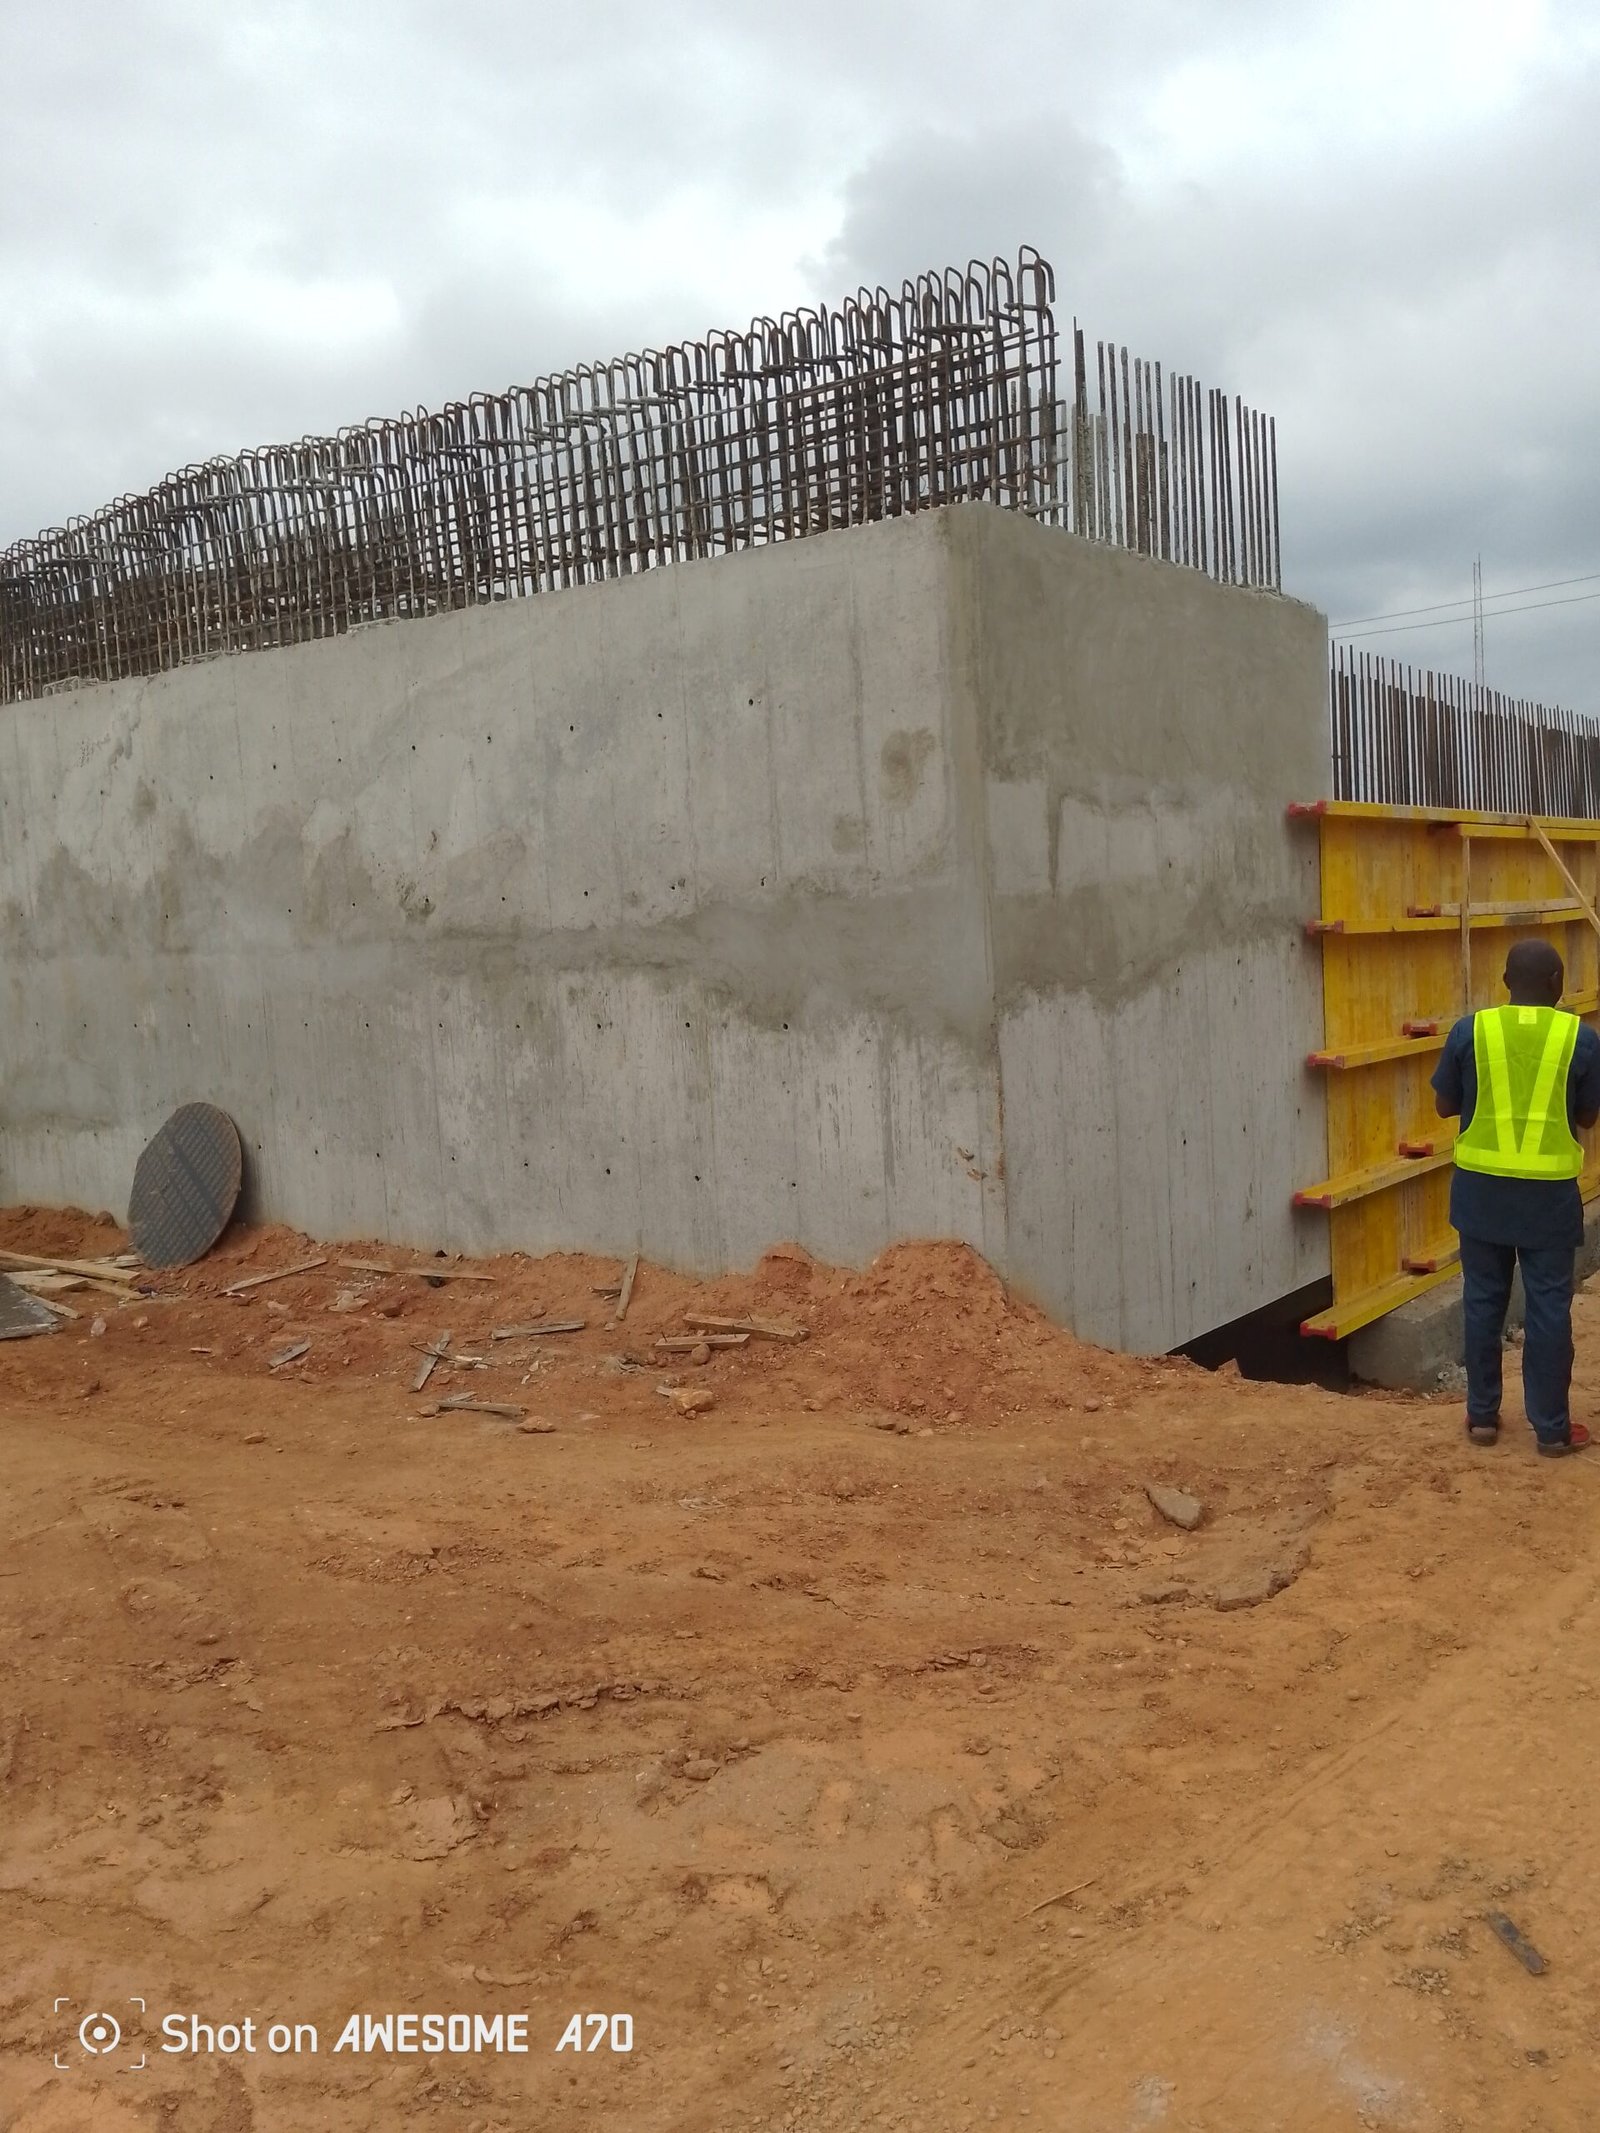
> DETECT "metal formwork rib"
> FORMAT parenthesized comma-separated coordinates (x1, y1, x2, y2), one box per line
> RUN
(1292, 799, 1600, 1339)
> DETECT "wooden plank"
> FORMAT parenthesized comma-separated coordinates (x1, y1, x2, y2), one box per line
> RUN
(1300, 1265, 1459, 1340)
(1310, 906, 1588, 936)
(412, 1331, 452, 1394)
(1295, 799, 1600, 836)
(654, 1333, 750, 1351)
(1528, 818, 1600, 944)
(430, 1397, 526, 1421)
(1410, 898, 1585, 918)
(0, 1250, 138, 1283)
(608, 1254, 639, 1328)
(339, 1259, 497, 1283)
(223, 1255, 327, 1296)
(1403, 1244, 1461, 1275)
(1294, 1144, 1454, 1210)
(489, 1320, 586, 1339)
(682, 1311, 808, 1342)
(1308, 1033, 1447, 1070)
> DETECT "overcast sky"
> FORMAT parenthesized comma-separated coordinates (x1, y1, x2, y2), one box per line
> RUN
(3, 0, 1596, 709)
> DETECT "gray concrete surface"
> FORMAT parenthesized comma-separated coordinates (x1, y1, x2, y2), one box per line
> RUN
(1349, 1207, 1600, 1392)
(0, 503, 1329, 1352)
(956, 508, 1330, 1349)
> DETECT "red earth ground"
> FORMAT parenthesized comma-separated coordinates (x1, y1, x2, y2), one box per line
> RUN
(2, 1205, 1599, 2132)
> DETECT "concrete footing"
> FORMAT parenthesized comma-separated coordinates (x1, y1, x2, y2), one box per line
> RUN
(1348, 1207, 1600, 1392)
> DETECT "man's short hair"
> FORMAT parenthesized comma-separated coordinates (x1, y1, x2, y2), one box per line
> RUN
(1505, 938, 1565, 992)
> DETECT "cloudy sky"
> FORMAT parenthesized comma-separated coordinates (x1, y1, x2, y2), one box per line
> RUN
(3, 0, 1597, 708)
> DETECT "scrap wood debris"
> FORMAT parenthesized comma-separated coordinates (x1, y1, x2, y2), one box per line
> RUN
(412, 1331, 452, 1394)
(223, 1255, 329, 1296)
(418, 1396, 527, 1421)
(374, 1677, 677, 1732)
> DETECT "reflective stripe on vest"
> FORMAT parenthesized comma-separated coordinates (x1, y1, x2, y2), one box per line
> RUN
(1453, 1005, 1583, 1181)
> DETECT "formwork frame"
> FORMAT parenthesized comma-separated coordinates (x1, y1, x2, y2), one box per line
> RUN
(1291, 800, 1600, 1339)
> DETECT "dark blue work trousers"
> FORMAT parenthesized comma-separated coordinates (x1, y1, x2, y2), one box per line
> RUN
(1459, 1234, 1575, 1443)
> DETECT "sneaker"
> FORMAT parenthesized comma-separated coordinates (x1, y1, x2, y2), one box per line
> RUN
(1466, 1415, 1500, 1447)
(1536, 1423, 1592, 1459)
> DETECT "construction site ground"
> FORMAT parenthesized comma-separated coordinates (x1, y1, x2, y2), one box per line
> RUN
(3, 1209, 1599, 2133)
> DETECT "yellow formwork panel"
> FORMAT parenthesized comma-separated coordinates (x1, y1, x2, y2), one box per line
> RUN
(1297, 806, 1600, 1339)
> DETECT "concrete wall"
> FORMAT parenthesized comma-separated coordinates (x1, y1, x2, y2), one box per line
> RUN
(955, 509, 1331, 1348)
(0, 504, 1328, 1351)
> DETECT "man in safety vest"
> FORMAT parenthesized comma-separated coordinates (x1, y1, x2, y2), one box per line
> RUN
(1432, 939, 1600, 1455)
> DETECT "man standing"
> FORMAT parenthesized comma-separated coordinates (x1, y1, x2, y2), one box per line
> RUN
(1432, 938, 1600, 1455)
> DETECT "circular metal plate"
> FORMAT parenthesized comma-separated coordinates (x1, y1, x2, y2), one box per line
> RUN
(127, 1103, 243, 1268)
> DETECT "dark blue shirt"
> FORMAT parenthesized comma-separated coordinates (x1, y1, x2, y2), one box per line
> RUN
(1431, 1014, 1600, 1249)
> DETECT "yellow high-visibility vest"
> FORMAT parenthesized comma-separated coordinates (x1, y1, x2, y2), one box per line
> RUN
(1453, 1005, 1583, 1181)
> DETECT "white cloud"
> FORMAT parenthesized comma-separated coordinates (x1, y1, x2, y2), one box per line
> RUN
(1, 0, 1596, 708)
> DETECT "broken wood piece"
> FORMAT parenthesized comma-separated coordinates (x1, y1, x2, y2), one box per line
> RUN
(341, 1257, 496, 1283)
(267, 1340, 311, 1370)
(5, 1270, 89, 1294)
(683, 1311, 807, 1341)
(0, 1249, 139, 1283)
(1024, 1876, 1098, 1918)
(436, 1397, 526, 1421)
(592, 1283, 621, 1298)
(223, 1255, 328, 1296)
(412, 1330, 452, 1394)
(490, 1319, 586, 1338)
(1484, 1910, 1547, 1975)
(609, 1253, 640, 1327)
(36, 1297, 81, 1321)
(654, 1333, 750, 1350)
(394, 1266, 496, 1284)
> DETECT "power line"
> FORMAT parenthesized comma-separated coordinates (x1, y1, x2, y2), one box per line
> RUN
(1336, 587, 1600, 642)
(1330, 568, 1600, 629)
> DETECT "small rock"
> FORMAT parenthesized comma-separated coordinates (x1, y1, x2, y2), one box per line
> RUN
(329, 1289, 363, 1313)
(1213, 1545, 1307, 1612)
(688, 1342, 712, 1366)
(243, 1431, 267, 1446)
(1145, 1482, 1204, 1531)
(518, 1418, 556, 1434)
(375, 1298, 404, 1319)
(670, 1388, 715, 1417)
(90, 1317, 107, 1338)
(1138, 1581, 1189, 1605)
(682, 1757, 720, 1783)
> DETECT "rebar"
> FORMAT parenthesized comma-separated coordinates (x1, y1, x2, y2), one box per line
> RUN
(0, 248, 1284, 705)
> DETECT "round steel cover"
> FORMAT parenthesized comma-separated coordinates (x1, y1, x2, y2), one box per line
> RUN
(127, 1103, 243, 1268)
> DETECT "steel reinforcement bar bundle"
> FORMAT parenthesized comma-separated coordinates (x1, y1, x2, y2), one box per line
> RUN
(1332, 644, 1600, 817)
(0, 247, 1281, 704)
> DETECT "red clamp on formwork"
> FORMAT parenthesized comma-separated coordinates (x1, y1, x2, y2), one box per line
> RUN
(1401, 1020, 1440, 1037)
(1292, 1188, 1335, 1209)
(1397, 1139, 1437, 1158)
(1286, 801, 1329, 818)
(1305, 918, 1344, 936)
(1406, 905, 1444, 918)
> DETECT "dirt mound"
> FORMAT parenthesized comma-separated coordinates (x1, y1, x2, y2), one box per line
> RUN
(0, 1203, 128, 1260)
(0, 1207, 1163, 1428)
